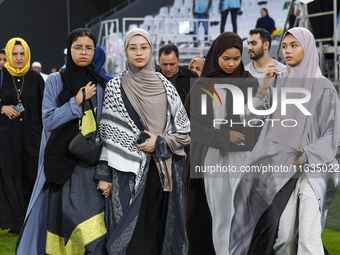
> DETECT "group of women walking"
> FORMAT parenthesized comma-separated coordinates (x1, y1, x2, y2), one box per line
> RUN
(4, 24, 338, 255)
(186, 27, 340, 255)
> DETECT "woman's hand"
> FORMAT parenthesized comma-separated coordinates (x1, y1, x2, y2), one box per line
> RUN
(97, 180, 112, 198)
(2, 105, 21, 120)
(136, 130, 156, 153)
(230, 130, 245, 145)
(262, 64, 280, 90)
(256, 64, 280, 98)
(291, 147, 307, 165)
(75, 81, 97, 105)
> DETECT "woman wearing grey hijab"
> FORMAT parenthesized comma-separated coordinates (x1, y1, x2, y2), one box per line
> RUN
(96, 28, 190, 254)
(230, 27, 340, 254)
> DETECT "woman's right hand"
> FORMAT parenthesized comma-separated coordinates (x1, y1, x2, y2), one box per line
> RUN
(262, 64, 279, 89)
(75, 81, 97, 105)
(2, 105, 20, 120)
(230, 130, 245, 145)
(97, 180, 112, 198)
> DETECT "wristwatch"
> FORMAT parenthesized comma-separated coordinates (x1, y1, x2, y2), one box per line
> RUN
(1, 106, 4, 114)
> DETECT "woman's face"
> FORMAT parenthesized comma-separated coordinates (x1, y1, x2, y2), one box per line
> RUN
(218, 47, 242, 74)
(71, 36, 95, 67)
(261, 9, 267, 18)
(190, 60, 202, 77)
(282, 33, 304, 67)
(12, 45, 25, 69)
(126, 35, 151, 69)
(0, 53, 7, 68)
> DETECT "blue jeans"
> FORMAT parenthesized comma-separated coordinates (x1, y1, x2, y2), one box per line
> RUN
(220, 8, 238, 34)
(193, 12, 209, 41)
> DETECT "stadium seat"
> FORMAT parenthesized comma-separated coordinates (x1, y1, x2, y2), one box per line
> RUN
(159, 6, 169, 18)
(173, 0, 183, 8)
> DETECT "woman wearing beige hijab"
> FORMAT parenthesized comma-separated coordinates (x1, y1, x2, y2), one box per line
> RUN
(96, 28, 190, 254)
(188, 56, 205, 77)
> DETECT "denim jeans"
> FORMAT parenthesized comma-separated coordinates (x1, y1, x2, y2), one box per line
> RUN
(220, 8, 238, 34)
(193, 12, 209, 41)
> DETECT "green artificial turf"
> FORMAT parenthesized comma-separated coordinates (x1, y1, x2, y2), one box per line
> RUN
(322, 228, 340, 254)
(325, 189, 340, 232)
(0, 191, 339, 254)
(0, 229, 17, 255)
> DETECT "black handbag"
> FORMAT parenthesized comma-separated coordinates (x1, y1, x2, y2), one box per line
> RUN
(68, 88, 103, 166)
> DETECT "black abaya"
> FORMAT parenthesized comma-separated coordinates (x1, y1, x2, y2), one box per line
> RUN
(0, 68, 44, 232)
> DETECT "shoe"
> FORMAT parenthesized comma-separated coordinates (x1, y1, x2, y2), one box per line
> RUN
(8, 229, 19, 237)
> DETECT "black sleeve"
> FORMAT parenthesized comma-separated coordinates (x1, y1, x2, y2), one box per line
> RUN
(255, 18, 260, 28)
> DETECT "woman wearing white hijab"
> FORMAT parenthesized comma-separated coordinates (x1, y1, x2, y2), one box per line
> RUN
(229, 27, 340, 255)
(96, 28, 190, 254)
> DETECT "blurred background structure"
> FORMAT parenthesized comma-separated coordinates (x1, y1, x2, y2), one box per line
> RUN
(0, 0, 338, 83)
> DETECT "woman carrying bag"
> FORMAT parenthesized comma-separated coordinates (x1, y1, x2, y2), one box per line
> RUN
(17, 28, 109, 254)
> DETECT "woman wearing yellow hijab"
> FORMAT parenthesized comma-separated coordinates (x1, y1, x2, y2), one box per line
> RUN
(0, 37, 44, 236)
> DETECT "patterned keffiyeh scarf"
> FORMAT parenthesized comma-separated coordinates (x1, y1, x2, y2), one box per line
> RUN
(99, 71, 190, 191)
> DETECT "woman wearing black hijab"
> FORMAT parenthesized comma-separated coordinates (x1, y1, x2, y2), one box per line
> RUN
(185, 32, 259, 255)
(256, 8, 276, 34)
(17, 28, 109, 254)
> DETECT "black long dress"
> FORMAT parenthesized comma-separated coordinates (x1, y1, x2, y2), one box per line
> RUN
(119, 87, 170, 255)
(0, 68, 44, 232)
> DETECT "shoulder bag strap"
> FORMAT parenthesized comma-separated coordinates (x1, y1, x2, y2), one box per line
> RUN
(88, 97, 100, 134)
(81, 88, 100, 139)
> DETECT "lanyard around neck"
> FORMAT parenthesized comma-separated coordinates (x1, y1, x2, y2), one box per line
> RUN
(12, 75, 25, 103)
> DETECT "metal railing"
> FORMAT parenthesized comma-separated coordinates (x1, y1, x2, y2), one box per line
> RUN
(98, 17, 213, 76)
(121, 17, 212, 71)
(98, 19, 120, 46)
(275, 0, 339, 83)
(97, 19, 124, 77)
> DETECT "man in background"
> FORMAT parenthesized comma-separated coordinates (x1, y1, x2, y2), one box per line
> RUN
(32, 61, 48, 81)
(245, 28, 285, 79)
(157, 44, 198, 104)
(59, 48, 67, 71)
(192, 0, 212, 45)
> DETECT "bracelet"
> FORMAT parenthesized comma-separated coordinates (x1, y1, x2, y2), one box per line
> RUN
(1, 106, 4, 115)
(257, 90, 266, 97)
